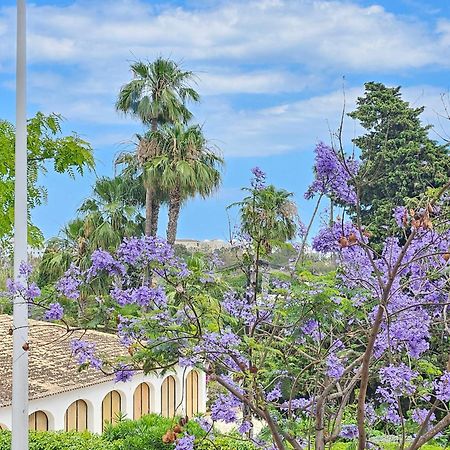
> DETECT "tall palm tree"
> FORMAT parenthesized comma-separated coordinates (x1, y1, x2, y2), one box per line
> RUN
(116, 58, 200, 236)
(144, 123, 224, 244)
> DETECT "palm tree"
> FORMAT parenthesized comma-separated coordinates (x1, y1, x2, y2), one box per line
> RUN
(38, 218, 90, 286)
(232, 185, 298, 253)
(144, 123, 224, 244)
(116, 58, 200, 236)
(78, 176, 145, 250)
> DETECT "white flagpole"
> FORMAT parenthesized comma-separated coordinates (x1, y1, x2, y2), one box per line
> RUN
(12, 0, 29, 449)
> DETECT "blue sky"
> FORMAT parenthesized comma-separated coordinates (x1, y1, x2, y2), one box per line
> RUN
(1, 0, 450, 242)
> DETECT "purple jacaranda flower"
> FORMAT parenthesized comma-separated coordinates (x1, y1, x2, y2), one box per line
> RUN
(211, 393, 241, 423)
(251, 167, 266, 190)
(393, 206, 408, 228)
(44, 302, 63, 321)
(25, 283, 40, 300)
(326, 353, 345, 379)
(71, 339, 102, 369)
(305, 142, 358, 205)
(238, 420, 252, 435)
(114, 363, 134, 383)
(434, 372, 450, 402)
(339, 424, 358, 439)
(175, 434, 195, 450)
(266, 383, 282, 402)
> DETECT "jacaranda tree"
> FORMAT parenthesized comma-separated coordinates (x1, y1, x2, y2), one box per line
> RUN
(7, 160, 450, 450)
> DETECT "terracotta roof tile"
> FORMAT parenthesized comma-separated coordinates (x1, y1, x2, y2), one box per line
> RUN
(0, 314, 127, 407)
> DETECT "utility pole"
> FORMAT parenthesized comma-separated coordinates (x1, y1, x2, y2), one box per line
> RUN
(12, 1, 29, 449)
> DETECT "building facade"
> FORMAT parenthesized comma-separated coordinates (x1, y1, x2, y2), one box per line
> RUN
(0, 315, 206, 433)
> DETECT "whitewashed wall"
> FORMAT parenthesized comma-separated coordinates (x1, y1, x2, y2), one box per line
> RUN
(0, 367, 206, 434)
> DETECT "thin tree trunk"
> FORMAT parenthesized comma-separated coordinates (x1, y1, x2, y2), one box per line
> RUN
(150, 198, 160, 236)
(145, 185, 153, 237)
(167, 185, 182, 245)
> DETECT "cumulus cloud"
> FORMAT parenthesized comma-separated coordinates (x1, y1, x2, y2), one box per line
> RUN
(1, 0, 449, 156)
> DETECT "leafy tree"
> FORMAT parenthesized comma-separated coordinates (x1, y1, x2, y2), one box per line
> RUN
(348, 82, 450, 242)
(144, 123, 223, 244)
(0, 112, 94, 246)
(116, 58, 200, 236)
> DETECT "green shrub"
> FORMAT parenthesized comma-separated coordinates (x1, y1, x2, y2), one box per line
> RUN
(197, 435, 256, 449)
(0, 430, 114, 450)
(103, 413, 209, 450)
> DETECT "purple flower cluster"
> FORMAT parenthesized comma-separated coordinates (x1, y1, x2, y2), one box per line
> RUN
(44, 302, 64, 321)
(70, 339, 102, 369)
(114, 363, 135, 383)
(211, 393, 242, 423)
(393, 206, 408, 228)
(238, 420, 252, 435)
(339, 424, 358, 439)
(57, 264, 81, 300)
(251, 167, 266, 190)
(87, 249, 125, 278)
(411, 408, 435, 429)
(221, 290, 255, 324)
(266, 383, 282, 402)
(434, 372, 450, 402)
(326, 353, 345, 379)
(305, 142, 359, 205)
(377, 364, 417, 404)
(175, 434, 195, 450)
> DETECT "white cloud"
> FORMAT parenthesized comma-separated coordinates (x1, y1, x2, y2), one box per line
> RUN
(1, 0, 450, 158)
(1, 0, 449, 71)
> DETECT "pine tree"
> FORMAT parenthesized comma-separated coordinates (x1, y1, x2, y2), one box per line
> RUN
(349, 82, 450, 242)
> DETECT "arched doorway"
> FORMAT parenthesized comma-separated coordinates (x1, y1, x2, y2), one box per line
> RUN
(161, 376, 176, 417)
(102, 390, 122, 430)
(133, 382, 151, 420)
(185, 371, 199, 418)
(65, 399, 88, 431)
(29, 411, 48, 431)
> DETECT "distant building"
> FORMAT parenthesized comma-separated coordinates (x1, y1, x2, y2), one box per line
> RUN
(0, 315, 206, 433)
(175, 239, 231, 252)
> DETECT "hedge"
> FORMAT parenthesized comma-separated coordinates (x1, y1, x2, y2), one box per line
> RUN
(0, 430, 115, 450)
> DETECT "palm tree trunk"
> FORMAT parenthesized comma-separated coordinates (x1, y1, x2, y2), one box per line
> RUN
(167, 185, 181, 245)
(145, 185, 153, 236)
(150, 198, 160, 236)
(144, 117, 159, 237)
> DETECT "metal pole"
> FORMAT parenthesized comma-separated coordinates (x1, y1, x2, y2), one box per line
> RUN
(12, 1, 29, 449)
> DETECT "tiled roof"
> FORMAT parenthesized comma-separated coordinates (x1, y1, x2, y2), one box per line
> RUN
(0, 314, 127, 407)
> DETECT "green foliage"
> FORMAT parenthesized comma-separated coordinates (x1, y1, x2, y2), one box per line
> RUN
(103, 413, 255, 450)
(0, 112, 94, 246)
(348, 82, 450, 243)
(0, 430, 114, 450)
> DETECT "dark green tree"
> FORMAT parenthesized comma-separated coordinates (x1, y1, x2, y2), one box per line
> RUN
(349, 82, 450, 242)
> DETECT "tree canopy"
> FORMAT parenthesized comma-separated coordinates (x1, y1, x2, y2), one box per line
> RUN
(348, 82, 450, 242)
(0, 112, 94, 246)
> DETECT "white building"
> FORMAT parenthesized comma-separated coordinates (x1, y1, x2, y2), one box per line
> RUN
(0, 315, 206, 434)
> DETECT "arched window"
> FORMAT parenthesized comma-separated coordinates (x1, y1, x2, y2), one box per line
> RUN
(65, 399, 88, 432)
(133, 382, 151, 420)
(29, 411, 48, 431)
(102, 390, 122, 430)
(185, 371, 199, 418)
(161, 376, 176, 417)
